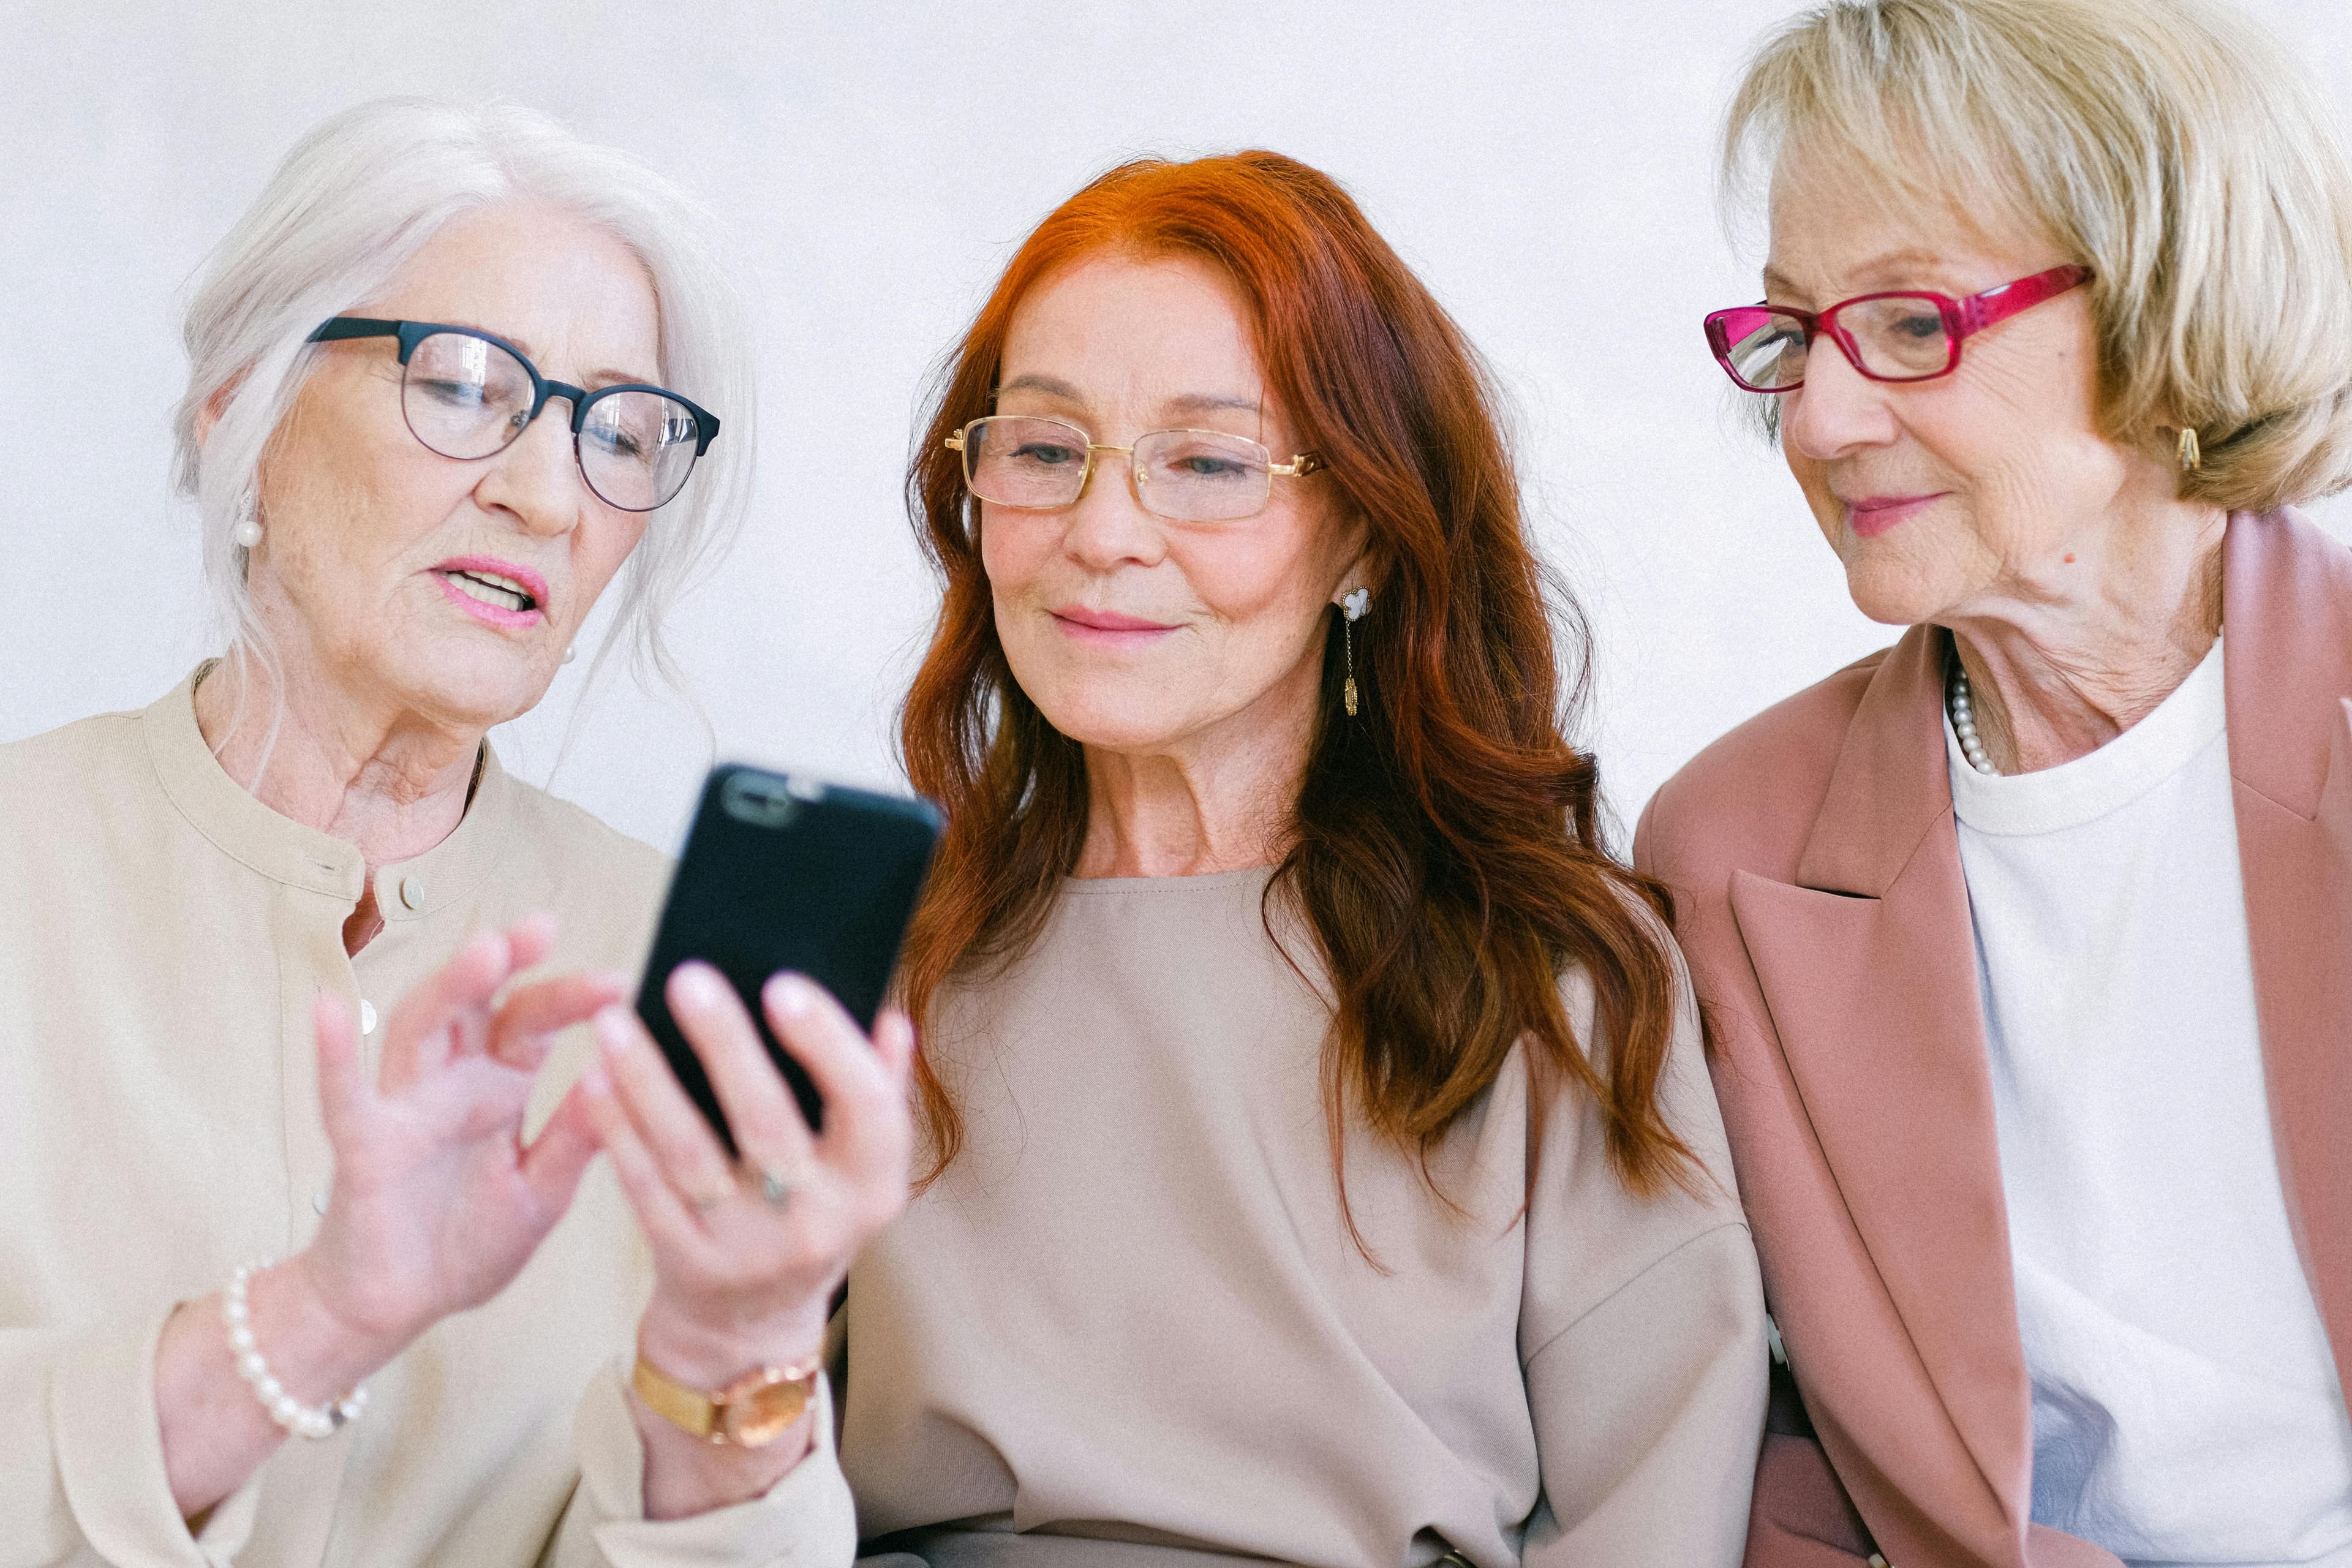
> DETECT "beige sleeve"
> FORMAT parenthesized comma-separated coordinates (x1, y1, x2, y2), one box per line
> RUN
(544, 1359, 858, 1567)
(1520, 1223, 1766, 1566)
(1517, 951, 1768, 1567)
(4, 1313, 262, 1568)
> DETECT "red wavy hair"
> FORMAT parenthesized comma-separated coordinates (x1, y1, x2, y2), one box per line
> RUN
(897, 150, 1694, 1223)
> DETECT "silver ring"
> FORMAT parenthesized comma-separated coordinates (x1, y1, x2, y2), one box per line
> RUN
(758, 1167, 795, 1210)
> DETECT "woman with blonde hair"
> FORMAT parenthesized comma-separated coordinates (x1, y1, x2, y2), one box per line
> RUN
(0, 99, 909, 1563)
(1641, 1, 2352, 1564)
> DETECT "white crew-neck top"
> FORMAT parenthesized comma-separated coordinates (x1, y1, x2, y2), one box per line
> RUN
(1947, 637, 2352, 1566)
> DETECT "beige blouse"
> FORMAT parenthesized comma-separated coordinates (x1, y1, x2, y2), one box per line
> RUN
(0, 673, 856, 1567)
(838, 869, 1767, 1566)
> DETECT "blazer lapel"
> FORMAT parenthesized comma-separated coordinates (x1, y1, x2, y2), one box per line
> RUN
(1730, 623, 2034, 1534)
(2222, 510, 2352, 1392)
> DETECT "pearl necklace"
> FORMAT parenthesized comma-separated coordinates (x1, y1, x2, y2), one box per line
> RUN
(1947, 662, 2000, 776)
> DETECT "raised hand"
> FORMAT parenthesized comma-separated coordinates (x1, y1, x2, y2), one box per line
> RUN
(159, 914, 629, 1515)
(296, 914, 625, 1350)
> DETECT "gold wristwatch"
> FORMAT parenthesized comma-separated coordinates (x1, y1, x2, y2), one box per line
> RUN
(630, 1353, 821, 1448)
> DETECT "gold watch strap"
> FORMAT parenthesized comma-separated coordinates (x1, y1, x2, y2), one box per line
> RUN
(631, 1357, 720, 1439)
(630, 1354, 820, 1447)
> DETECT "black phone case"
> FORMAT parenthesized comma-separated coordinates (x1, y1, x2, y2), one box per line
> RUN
(633, 764, 941, 1152)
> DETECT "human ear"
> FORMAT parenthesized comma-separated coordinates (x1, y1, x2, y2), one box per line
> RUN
(192, 370, 249, 450)
(1329, 524, 1385, 611)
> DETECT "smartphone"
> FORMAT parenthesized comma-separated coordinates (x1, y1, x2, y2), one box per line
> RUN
(634, 764, 941, 1152)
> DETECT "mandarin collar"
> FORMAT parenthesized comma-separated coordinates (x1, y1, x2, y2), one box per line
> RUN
(140, 665, 518, 914)
(377, 741, 518, 924)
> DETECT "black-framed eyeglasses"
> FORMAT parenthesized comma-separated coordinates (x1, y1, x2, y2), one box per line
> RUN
(307, 317, 721, 513)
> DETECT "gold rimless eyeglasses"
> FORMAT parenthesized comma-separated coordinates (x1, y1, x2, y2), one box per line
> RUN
(945, 414, 1322, 524)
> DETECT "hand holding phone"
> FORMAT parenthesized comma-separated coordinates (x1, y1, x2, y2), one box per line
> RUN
(579, 885, 921, 1438)
(633, 764, 940, 1150)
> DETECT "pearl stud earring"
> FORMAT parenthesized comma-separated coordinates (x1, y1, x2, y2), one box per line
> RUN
(562, 644, 577, 665)
(232, 513, 263, 550)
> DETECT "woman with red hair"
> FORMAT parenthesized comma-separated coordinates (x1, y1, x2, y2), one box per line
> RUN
(839, 151, 1766, 1566)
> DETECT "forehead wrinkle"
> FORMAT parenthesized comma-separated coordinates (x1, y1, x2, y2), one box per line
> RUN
(994, 377, 1272, 444)
(1159, 391, 1261, 420)
(579, 364, 661, 391)
(1770, 156, 2062, 295)
(997, 372, 1086, 403)
(1765, 246, 1964, 303)
(366, 205, 662, 397)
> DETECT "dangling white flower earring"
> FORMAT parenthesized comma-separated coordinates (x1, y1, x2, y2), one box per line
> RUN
(1340, 586, 1370, 718)
(231, 503, 263, 551)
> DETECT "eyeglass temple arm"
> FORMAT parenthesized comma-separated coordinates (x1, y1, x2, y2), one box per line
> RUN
(307, 317, 402, 344)
(1959, 266, 2091, 336)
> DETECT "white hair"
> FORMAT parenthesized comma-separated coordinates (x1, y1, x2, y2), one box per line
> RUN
(174, 96, 755, 710)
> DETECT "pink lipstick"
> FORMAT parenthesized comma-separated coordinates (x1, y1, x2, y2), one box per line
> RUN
(431, 556, 550, 629)
(1844, 493, 1947, 539)
(1050, 605, 1178, 644)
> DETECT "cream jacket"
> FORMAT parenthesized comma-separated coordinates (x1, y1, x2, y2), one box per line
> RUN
(0, 673, 854, 1567)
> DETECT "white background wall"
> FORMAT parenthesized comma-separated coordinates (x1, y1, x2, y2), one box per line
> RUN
(4, 0, 2349, 856)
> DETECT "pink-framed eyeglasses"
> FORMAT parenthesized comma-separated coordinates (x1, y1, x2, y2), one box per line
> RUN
(1703, 265, 2092, 393)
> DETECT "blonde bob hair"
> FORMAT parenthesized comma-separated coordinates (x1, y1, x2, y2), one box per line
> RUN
(1725, 0, 2352, 511)
(173, 97, 754, 695)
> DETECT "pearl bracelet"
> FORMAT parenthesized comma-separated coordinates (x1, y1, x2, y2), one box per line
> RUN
(222, 1262, 368, 1441)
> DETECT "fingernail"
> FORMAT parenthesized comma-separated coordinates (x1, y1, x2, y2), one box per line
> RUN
(674, 963, 725, 1011)
(592, 1005, 632, 1057)
(766, 973, 813, 1016)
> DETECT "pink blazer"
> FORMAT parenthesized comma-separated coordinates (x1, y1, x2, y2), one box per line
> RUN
(1634, 509, 2352, 1568)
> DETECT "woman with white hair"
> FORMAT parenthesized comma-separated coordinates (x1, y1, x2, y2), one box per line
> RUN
(0, 99, 907, 1563)
(1639, 1, 2352, 1564)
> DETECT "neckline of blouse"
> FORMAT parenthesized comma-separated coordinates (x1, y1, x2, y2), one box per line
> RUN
(140, 663, 520, 919)
(1058, 864, 1278, 895)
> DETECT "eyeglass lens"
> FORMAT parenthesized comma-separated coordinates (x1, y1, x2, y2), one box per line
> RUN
(401, 330, 704, 511)
(1720, 296, 1955, 390)
(1836, 296, 1956, 379)
(962, 415, 1276, 522)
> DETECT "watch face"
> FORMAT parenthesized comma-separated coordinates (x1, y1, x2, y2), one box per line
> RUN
(718, 1366, 814, 1448)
